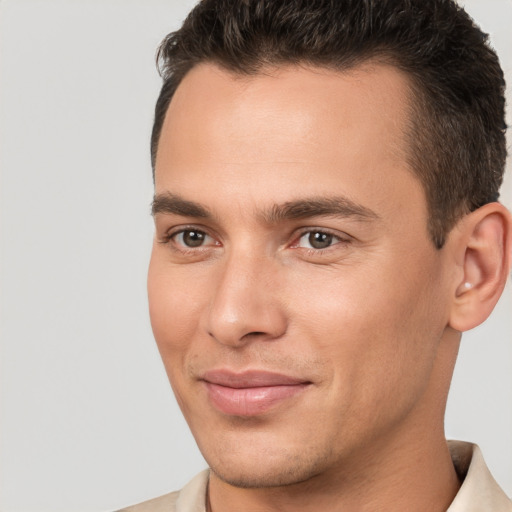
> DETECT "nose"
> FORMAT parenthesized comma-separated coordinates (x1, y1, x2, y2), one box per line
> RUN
(204, 252, 288, 347)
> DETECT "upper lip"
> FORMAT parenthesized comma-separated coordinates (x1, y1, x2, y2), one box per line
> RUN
(201, 370, 310, 388)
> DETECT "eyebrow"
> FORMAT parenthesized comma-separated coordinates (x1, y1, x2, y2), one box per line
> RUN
(262, 197, 380, 223)
(152, 193, 211, 218)
(151, 192, 379, 223)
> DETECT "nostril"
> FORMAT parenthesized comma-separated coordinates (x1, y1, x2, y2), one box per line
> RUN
(242, 331, 267, 340)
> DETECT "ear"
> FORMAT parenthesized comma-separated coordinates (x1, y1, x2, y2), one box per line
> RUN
(448, 202, 512, 332)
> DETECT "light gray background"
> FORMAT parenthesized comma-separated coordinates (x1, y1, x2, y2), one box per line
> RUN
(0, 1, 510, 510)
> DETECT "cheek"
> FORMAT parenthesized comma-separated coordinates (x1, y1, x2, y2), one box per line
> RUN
(147, 256, 206, 416)
(287, 259, 444, 404)
(147, 254, 205, 357)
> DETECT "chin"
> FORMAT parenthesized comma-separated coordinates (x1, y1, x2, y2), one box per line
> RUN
(211, 463, 320, 489)
(203, 441, 331, 489)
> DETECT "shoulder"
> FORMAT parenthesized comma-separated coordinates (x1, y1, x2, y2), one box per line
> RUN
(116, 470, 210, 512)
(117, 491, 179, 512)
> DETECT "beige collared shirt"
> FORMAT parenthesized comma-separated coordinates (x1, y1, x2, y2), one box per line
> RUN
(118, 441, 512, 511)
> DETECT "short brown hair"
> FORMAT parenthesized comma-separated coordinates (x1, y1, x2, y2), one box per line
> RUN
(151, 0, 507, 248)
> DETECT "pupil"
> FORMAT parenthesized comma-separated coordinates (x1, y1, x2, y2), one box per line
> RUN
(309, 232, 332, 249)
(183, 230, 205, 247)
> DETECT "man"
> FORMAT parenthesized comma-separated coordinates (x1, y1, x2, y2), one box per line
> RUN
(121, 0, 512, 510)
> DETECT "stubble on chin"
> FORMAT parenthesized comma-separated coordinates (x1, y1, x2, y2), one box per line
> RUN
(206, 442, 335, 490)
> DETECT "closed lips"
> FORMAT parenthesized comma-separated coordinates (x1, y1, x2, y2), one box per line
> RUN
(201, 370, 312, 416)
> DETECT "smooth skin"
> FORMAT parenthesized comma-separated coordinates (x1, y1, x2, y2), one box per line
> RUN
(148, 62, 512, 512)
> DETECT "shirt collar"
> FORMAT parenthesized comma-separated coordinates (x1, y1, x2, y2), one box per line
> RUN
(447, 441, 512, 511)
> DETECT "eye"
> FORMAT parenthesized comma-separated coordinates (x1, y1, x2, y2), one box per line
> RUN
(296, 231, 343, 250)
(173, 229, 214, 248)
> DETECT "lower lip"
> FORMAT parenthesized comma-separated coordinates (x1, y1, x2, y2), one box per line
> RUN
(204, 382, 309, 416)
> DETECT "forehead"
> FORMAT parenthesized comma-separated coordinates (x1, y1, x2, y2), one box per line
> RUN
(154, 62, 423, 225)
(158, 62, 412, 162)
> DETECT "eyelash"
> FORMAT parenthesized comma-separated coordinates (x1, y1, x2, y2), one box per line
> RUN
(159, 226, 351, 255)
(159, 226, 217, 251)
(291, 229, 351, 253)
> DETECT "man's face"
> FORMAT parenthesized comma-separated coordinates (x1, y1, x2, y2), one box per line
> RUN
(148, 63, 455, 487)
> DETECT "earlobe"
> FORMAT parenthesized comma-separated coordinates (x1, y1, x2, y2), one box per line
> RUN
(449, 202, 512, 332)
